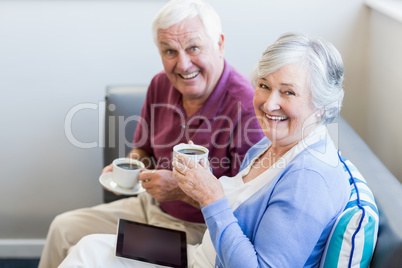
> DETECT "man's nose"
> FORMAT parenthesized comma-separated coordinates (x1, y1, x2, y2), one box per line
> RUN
(176, 52, 192, 71)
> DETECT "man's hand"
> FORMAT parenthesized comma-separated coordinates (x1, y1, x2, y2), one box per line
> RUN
(101, 148, 151, 195)
(139, 169, 184, 202)
(102, 163, 113, 175)
(100, 163, 122, 195)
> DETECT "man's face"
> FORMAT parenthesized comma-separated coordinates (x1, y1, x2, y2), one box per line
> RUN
(156, 17, 224, 101)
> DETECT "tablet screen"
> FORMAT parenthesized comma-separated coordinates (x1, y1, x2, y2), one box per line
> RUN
(116, 219, 187, 268)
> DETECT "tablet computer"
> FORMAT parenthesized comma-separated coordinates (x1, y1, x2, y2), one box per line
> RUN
(116, 218, 187, 268)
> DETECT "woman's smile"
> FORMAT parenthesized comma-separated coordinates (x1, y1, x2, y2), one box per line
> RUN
(265, 114, 289, 122)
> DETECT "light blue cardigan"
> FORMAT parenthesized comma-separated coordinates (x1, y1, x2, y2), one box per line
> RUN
(201, 136, 350, 268)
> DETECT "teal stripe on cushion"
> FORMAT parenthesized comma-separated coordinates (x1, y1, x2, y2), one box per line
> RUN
(352, 173, 366, 180)
(323, 207, 361, 267)
(348, 177, 368, 188)
(343, 161, 358, 172)
(360, 215, 377, 268)
(350, 188, 375, 203)
(344, 200, 378, 215)
(348, 166, 358, 172)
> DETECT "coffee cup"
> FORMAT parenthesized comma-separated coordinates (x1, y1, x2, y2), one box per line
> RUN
(112, 158, 144, 188)
(173, 143, 209, 164)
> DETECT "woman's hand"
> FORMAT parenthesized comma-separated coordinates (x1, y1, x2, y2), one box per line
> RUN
(172, 153, 224, 207)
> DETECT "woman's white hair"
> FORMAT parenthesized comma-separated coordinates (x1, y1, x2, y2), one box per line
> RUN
(252, 32, 345, 125)
(152, 0, 222, 49)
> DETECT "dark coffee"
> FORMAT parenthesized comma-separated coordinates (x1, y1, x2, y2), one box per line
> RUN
(117, 163, 140, 170)
(178, 149, 205, 155)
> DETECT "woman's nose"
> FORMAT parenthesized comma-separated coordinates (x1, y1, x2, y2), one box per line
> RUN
(263, 92, 281, 112)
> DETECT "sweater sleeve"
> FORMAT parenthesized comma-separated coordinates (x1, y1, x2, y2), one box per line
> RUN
(202, 168, 339, 268)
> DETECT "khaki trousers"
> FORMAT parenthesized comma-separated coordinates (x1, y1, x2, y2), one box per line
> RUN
(38, 193, 206, 268)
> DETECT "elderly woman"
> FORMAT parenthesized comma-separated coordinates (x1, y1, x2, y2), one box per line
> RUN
(59, 33, 350, 268)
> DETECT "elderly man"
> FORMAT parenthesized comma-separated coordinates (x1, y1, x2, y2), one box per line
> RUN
(38, 0, 263, 267)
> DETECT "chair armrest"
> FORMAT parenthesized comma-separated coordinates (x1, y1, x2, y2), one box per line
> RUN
(103, 85, 147, 202)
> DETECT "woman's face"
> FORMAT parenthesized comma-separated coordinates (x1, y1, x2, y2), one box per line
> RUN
(253, 63, 319, 149)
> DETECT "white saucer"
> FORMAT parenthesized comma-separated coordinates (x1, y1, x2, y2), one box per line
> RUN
(99, 172, 145, 196)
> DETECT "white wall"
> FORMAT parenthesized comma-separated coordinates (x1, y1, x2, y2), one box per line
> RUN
(0, 0, 370, 253)
(365, 6, 402, 182)
(0, 0, 164, 242)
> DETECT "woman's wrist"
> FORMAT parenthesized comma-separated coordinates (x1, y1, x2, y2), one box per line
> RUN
(199, 192, 225, 208)
(178, 191, 201, 209)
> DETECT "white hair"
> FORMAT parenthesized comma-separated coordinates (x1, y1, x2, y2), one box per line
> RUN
(152, 0, 222, 49)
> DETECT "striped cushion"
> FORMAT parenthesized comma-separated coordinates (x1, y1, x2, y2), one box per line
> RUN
(320, 153, 379, 268)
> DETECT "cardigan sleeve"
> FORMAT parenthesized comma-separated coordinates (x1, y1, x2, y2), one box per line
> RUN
(202, 168, 340, 268)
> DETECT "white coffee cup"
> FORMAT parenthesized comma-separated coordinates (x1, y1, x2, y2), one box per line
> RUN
(112, 158, 144, 188)
(173, 143, 209, 164)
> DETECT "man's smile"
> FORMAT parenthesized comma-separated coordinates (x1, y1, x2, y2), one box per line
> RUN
(179, 71, 199, 79)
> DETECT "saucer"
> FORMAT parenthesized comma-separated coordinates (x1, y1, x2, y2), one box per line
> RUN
(99, 172, 145, 195)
